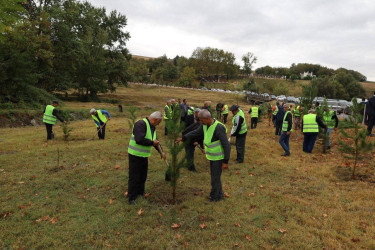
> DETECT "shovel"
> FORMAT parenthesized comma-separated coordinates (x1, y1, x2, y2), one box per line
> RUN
(157, 144, 169, 167)
(87, 121, 108, 141)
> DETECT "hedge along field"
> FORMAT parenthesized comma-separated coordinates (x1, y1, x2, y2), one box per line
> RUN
(1, 84, 375, 248)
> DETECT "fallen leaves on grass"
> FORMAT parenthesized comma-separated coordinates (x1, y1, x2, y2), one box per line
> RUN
(159, 213, 163, 217)
(137, 208, 143, 216)
(114, 164, 120, 170)
(1, 212, 11, 219)
(199, 223, 207, 229)
(175, 234, 181, 239)
(224, 193, 230, 198)
(234, 222, 241, 227)
(171, 223, 181, 229)
(248, 193, 255, 197)
(215, 222, 220, 227)
(50, 217, 58, 224)
(145, 193, 150, 198)
(211, 235, 216, 240)
(184, 241, 188, 248)
(278, 229, 287, 234)
(351, 238, 360, 243)
(245, 235, 252, 242)
(109, 197, 116, 204)
(259, 185, 264, 188)
(322, 214, 328, 218)
(124, 191, 128, 197)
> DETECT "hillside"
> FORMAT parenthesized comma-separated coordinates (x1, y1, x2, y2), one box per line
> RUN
(1, 84, 375, 248)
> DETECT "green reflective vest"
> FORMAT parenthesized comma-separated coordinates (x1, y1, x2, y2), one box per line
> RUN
(282, 111, 293, 132)
(203, 120, 226, 161)
(231, 109, 247, 135)
(188, 107, 195, 116)
(164, 105, 172, 120)
(323, 110, 335, 129)
(222, 105, 229, 115)
(92, 110, 108, 128)
(43, 105, 57, 125)
(303, 114, 319, 133)
(251, 106, 259, 118)
(128, 118, 156, 158)
(294, 106, 301, 117)
(272, 106, 278, 115)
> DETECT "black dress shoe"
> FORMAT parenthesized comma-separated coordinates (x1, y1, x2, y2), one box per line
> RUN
(281, 152, 290, 157)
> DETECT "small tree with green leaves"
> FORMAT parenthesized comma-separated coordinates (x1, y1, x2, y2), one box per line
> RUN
(127, 105, 137, 130)
(60, 110, 72, 141)
(165, 107, 187, 204)
(338, 98, 374, 179)
(319, 98, 330, 154)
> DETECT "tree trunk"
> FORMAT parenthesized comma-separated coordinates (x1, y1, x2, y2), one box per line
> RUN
(352, 149, 358, 179)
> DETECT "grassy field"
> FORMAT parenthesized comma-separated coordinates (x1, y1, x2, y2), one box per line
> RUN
(1, 84, 375, 248)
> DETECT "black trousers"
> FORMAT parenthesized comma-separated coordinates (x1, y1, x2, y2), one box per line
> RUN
(235, 135, 246, 163)
(223, 114, 228, 124)
(128, 154, 148, 202)
(45, 123, 54, 140)
(368, 115, 375, 134)
(272, 115, 276, 127)
(210, 160, 224, 200)
(275, 120, 282, 135)
(251, 117, 258, 129)
(216, 111, 222, 120)
(97, 124, 106, 139)
(185, 143, 196, 171)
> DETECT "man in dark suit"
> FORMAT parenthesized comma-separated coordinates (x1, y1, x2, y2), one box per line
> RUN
(367, 91, 375, 137)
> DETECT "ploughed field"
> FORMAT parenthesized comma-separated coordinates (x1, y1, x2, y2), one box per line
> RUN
(1, 84, 375, 248)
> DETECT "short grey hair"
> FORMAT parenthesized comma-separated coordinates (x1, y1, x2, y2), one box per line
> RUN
(149, 111, 163, 120)
(198, 109, 211, 119)
(194, 108, 201, 113)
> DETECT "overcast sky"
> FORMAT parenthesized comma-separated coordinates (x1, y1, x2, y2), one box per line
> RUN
(90, 0, 375, 80)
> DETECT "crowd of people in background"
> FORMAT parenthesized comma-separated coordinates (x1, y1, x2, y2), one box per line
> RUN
(42, 91, 375, 205)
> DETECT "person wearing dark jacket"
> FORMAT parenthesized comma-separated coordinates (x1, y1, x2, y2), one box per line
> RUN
(182, 108, 202, 172)
(367, 92, 375, 136)
(230, 105, 247, 163)
(43, 100, 66, 140)
(302, 110, 327, 153)
(279, 104, 293, 156)
(175, 109, 231, 202)
(127, 111, 166, 205)
(275, 100, 284, 135)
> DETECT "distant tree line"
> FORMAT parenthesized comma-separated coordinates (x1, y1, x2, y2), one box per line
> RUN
(0, 0, 130, 107)
(128, 48, 257, 87)
(255, 63, 367, 82)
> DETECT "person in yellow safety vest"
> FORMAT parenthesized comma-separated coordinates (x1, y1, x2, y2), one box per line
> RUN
(222, 103, 229, 124)
(248, 105, 261, 129)
(322, 109, 339, 150)
(43, 100, 66, 140)
(272, 104, 278, 127)
(293, 105, 303, 130)
(127, 111, 166, 205)
(164, 100, 173, 135)
(175, 109, 231, 202)
(279, 104, 293, 156)
(230, 105, 247, 164)
(90, 108, 111, 139)
(302, 109, 327, 153)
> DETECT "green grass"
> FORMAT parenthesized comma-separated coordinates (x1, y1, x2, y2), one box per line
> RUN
(1, 85, 375, 248)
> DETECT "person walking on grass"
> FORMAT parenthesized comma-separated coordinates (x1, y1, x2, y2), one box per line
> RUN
(90, 108, 111, 139)
(248, 105, 261, 129)
(275, 99, 284, 135)
(367, 91, 375, 137)
(164, 100, 173, 135)
(293, 105, 302, 130)
(182, 108, 202, 172)
(43, 100, 66, 140)
(272, 103, 278, 127)
(127, 111, 166, 205)
(279, 104, 293, 156)
(322, 108, 339, 149)
(230, 105, 247, 163)
(222, 103, 229, 124)
(302, 109, 327, 153)
(175, 109, 231, 202)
